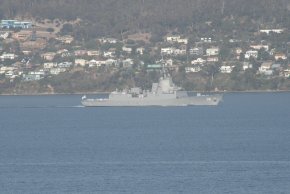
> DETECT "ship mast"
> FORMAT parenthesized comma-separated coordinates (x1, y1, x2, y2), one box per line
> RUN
(160, 54, 168, 78)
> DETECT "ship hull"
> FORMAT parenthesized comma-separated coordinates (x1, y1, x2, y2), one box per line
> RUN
(81, 94, 222, 107)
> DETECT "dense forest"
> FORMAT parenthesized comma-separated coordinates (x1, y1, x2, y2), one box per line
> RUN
(1, 0, 290, 39)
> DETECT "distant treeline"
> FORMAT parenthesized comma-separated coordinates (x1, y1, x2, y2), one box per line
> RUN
(1, 0, 290, 38)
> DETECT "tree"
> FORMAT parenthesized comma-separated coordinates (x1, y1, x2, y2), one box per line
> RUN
(202, 64, 220, 91)
(60, 23, 73, 35)
(46, 28, 55, 33)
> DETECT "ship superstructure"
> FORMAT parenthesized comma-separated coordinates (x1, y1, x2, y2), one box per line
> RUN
(81, 67, 222, 107)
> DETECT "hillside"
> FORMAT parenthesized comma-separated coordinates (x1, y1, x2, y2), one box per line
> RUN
(1, 0, 290, 38)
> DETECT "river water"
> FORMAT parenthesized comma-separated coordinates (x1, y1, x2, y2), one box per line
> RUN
(0, 92, 290, 193)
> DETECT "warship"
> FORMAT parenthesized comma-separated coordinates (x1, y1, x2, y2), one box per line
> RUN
(81, 68, 223, 107)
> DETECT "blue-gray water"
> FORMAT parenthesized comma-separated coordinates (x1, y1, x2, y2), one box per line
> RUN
(0, 92, 290, 193)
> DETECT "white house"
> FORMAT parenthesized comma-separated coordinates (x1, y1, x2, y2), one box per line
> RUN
(207, 56, 219, 62)
(0, 66, 16, 74)
(88, 60, 104, 67)
(191, 58, 206, 65)
(166, 35, 180, 42)
(206, 47, 219, 56)
(166, 35, 188, 44)
(58, 62, 72, 68)
(23, 70, 45, 81)
(122, 46, 132, 54)
(283, 69, 290, 78)
(0, 53, 17, 60)
(57, 49, 68, 55)
(122, 58, 134, 68)
(161, 47, 175, 55)
(185, 66, 201, 73)
(201, 37, 212, 43)
(74, 50, 87, 56)
(250, 44, 269, 51)
(103, 50, 115, 58)
(0, 31, 9, 39)
(43, 62, 57, 69)
(245, 50, 258, 59)
(87, 50, 100, 56)
(105, 59, 118, 66)
(50, 68, 66, 75)
(260, 29, 284, 34)
(220, 65, 234, 73)
(189, 47, 203, 56)
(274, 53, 287, 61)
(173, 48, 186, 55)
(242, 62, 253, 71)
(98, 37, 118, 44)
(165, 59, 173, 66)
(259, 61, 273, 75)
(136, 47, 145, 55)
(56, 35, 74, 44)
(28, 70, 46, 76)
(75, 59, 88, 66)
(5, 70, 15, 78)
(235, 47, 243, 55)
(41, 52, 56, 61)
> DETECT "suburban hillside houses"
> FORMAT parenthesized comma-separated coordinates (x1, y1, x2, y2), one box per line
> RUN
(0, 18, 290, 92)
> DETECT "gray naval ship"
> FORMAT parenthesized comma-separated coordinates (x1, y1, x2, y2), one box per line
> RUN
(81, 71, 223, 107)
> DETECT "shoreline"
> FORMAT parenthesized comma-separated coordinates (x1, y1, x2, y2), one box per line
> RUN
(1, 90, 290, 96)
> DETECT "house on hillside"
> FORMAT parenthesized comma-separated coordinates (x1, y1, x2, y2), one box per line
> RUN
(105, 59, 118, 66)
(58, 62, 72, 68)
(220, 65, 234, 73)
(41, 52, 56, 61)
(185, 66, 201, 73)
(173, 47, 186, 56)
(1, 20, 32, 29)
(122, 46, 132, 54)
(250, 44, 269, 51)
(87, 50, 100, 56)
(146, 64, 162, 71)
(56, 35, 74, 44)
(12, 31, 32, 42)
(274, 53, 287, 61)
(260, 29, 284, 34)
(74, 50, 87, 56)
(136, 47, 145, 55)
(207, 56, 219, 63)
(166, 35, 188, 44)
(75, 59, 87, 66)
(242, 62, 253, 71)
(191, 58, 206, 65)
(0, 53, 17, 61)
(259, 61, 273, 75)
(88, 59, 104, 67)
(200, 37, 212, 43)
(23, 70, 45, 81)
(283, 69, 290, 78)
(235, 47, 243, 60)
(50, 68, 66, 75)
(189, 47, 203, 56)
(161, 47, 175, 55)
(206, 47, 219, 56)
(98, 37, 118, 44)
(43, 62, 57, 69)
(122, 58, 134, 68)
(0, 31, 9, 39)
(245, 50, 258, 59)
(103, 50, 115, 58)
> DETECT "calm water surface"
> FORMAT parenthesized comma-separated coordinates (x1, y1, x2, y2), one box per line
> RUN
(0, 93, 290, 193)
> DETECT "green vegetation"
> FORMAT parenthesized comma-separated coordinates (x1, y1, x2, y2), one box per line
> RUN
(1, 0, 290, 39)
(0, 0, 290, 94)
